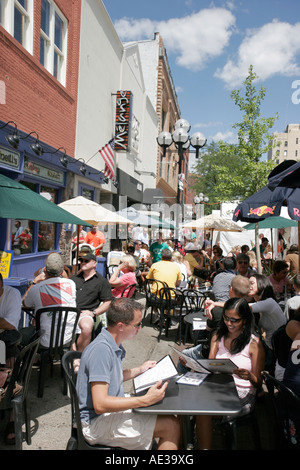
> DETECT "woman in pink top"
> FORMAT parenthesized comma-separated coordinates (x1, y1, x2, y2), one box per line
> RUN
(196, 297, 265, 450)
(109, 255, 137, 298)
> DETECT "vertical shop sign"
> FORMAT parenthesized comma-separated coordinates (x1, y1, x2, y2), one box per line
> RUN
(115, 91, 132, 151)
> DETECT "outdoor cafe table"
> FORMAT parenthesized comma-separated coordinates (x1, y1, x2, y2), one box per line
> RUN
(135, 373, 241, 449)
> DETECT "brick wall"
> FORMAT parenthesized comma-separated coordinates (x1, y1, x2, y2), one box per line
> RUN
(0, 0, 81, 156)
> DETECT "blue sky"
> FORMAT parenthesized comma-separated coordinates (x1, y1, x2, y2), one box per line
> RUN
(102, 0, 300, 153)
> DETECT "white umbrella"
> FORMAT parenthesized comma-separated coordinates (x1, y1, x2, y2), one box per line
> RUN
(58, 196, 131, 271)
(58, 196, 131, 225)
(182, 214, 245, 232)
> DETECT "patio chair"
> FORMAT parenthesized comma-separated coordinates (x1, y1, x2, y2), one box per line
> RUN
(262, 370, 300, 449)
(35, 306, 81, 398)
(143, 279, 168, 324)
(0, 331, 42, 449)
(157, 287, 187, 344)
(120, 283, 137, 298)
(62, 351, 125, 450)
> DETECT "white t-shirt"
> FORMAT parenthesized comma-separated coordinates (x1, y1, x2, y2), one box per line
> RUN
(0, 286, 22, 329)
(24, 277, 77, 347)
(250, 298, 286, 349)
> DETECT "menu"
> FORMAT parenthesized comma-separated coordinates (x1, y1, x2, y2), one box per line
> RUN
(170, 345, 238, 375)
(133, 355, 178, 393)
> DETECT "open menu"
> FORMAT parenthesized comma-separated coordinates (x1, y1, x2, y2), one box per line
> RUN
(169, 345, 238, 375)
(133, 355, 178, 394)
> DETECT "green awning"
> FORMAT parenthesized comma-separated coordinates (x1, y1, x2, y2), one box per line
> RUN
(0, 173, 91, 226)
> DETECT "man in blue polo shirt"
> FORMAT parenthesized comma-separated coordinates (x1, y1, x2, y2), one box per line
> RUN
(76, 298, 180, 450)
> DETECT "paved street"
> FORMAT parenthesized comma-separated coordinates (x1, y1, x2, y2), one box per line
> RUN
(0, 293, 276, 451)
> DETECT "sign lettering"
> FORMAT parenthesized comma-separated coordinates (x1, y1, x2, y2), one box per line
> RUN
(115, 91, 132, 151)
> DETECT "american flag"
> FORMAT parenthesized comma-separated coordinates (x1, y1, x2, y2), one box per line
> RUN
(99, 139, 115, 180)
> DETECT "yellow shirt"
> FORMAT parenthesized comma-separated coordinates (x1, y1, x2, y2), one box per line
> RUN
(146, 261, 182, 295)
(184, 253, 198, 274)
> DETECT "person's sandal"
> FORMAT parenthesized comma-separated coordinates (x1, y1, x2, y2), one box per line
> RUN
(4, 421, 15, 446)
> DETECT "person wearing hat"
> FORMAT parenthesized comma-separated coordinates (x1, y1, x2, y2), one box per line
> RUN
(71, 252, 112, 353)
(22, 252, 77, 348)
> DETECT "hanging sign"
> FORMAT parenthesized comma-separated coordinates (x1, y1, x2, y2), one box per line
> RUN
(115, 91, 132, 151)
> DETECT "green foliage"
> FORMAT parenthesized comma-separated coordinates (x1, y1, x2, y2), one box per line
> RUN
(191, 65, 278, 203)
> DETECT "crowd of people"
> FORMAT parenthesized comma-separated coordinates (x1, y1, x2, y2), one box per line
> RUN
(1, 225, 299, 450)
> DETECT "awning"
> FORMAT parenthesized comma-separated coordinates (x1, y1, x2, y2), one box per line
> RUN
(0, 173, 91, 226)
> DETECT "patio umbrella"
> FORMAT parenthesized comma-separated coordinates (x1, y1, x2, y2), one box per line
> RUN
(267, 159, 300, 255)
(117, 207, 155, 227)
(117, 207, 176, 229)
(58, 196, 132, 225)
(182, 214, 244, 259)
(243, 216, 298, 258)
(268, 159, 300, 190)
(182, 213, 245, 232)
(0, 173, 91, 226)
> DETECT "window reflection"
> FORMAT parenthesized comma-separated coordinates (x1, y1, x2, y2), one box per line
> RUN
(38, 222, 55, 252)
(11, 219, 34, 255)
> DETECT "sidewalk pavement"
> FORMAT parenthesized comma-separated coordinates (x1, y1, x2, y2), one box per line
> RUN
(0, 292, 276, 450)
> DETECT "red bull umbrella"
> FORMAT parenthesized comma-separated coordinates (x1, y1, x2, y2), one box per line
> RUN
(268, 159, 300, 190)
(232, 185, 289, 223)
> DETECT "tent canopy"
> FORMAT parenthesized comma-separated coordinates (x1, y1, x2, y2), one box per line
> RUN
(58, 196, 132, 225)
(183, 213, 244, 232)
(117, 207, 175, 229)
(0, 173, 91, 226)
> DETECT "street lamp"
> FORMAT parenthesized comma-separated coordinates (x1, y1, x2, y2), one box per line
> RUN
(157, 119, 206, 245)
(194, 193, 209, 219)
(157, 119, 206, 205)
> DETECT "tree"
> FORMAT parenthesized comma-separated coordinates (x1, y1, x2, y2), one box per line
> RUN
(192, 65, 279, 271)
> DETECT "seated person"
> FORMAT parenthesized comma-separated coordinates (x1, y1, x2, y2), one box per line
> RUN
(71, 253, 112, 352)
(0, 273, 22, 365)
(76, 298, 180, 450)
(146, 248, 182, 296)
(109, 255, 137, 298)
(184, 243, 205, 277)
(22, 253, 77, 348)
(236, 253, 251, 277)
(284, 274, 300, 320)
(268, 260, 291, 298)
(187, 298, 265, 449)
(212, 257, 236, 302)
(177, 275, 251, 371)
(282, 317, 300, 397)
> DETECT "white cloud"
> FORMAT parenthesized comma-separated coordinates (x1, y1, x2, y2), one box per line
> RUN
(215, 20, 300, 88)
(114, 8, 236, 71)
(211, 130, 237, 143)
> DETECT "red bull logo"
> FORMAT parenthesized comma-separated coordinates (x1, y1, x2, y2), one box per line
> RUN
(248, 205, 276, 217)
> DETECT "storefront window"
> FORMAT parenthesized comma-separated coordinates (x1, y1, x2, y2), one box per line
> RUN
(11, 219, 34, 255)
(12, 183, 60, 256)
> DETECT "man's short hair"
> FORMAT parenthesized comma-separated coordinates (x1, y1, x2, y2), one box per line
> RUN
(231, 275, 250, 297)
(161, 248, 172, 261)
(223, 257, 237, 271)
(236, 253, 250, 264)
(107, 298, 142, 326)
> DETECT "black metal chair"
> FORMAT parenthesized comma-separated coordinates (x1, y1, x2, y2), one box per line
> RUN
(220, 404, 262, 450)
(183, 290, 206, 344)
(157, 287, 187, 344)
(62, 351, 125, 450)
(143, 279, 168, 324)
(0, 331, 42, 449)
(120, 283, 137, 298)
(35, 306, 81, 398)
(262, 370, 300, 449)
